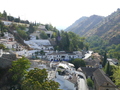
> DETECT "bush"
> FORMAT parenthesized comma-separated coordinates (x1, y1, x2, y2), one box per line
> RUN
(87, 78, 94, 88)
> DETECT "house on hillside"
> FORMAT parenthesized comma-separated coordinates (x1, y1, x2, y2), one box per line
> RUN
(2, 20, 12, 25)
(30, 32, 40, 40)
(55, 63, 77, 90)
(80, 67, 97, 79)
(45, 31, 53, 38)
(46, 51, 83, 61)
(24, 39, 54, 50)
(93, 69, 118, 90)
(54, 62, 88, 90)
(38, 25, 47, 31)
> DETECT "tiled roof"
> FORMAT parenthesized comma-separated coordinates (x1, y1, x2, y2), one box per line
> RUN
(93, 69, 116, 86)
(81, 67, 97, 76)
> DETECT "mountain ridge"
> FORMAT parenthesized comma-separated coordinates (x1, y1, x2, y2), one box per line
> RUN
(65, 8, 120, 45)
(65, 15, 104, 36)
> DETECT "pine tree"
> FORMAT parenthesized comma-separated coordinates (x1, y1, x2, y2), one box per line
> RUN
(102, 52, 107, 67)
(3, 10, 8, 20)
(105, 61, 110, 76)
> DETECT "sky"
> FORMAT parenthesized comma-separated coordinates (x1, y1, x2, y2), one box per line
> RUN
(0, 0, 120, 30)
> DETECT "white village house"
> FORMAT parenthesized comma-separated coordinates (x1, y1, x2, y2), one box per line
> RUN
(24, 39, 54, 50)
(46, 51, 83, 61)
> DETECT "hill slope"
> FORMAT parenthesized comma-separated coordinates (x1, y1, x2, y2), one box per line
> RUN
(65, 16, 88, 32)
(65, 15, 104, 36)
(65, 9, 120, 44)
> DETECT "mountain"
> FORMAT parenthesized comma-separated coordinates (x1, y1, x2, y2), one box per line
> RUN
(85, 8, 120, 44)
(65, 8, 120, 45)
(65, 15, 104, 36)
(65, 16, 88, 32)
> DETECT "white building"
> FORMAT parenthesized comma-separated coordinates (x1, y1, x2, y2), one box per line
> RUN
(46, 51, 83, 61)
(24, 39, 54, 50)
(54, 62, 88, 90)
(2, 20, 12, 25)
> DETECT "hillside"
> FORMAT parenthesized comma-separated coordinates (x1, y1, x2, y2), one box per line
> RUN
(65, 8, 120, 45)
(65, 16, 88, 32)
(65, 15, 104, 36)
(85, 9, 120, 44)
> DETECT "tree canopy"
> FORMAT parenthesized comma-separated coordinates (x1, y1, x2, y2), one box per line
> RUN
(21, 68, 61, 90)
(0, 44, 6, 50)
(40, 31, 48, 39)
(55, 31, 87, 51)
(69, 58, 86, 69)
(87, 78, 94, 88)
(9, 57, 31, 85)
(112, 66, 120, 88)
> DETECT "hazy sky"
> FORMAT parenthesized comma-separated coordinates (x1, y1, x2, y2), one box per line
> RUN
(0, 0, 120, 30)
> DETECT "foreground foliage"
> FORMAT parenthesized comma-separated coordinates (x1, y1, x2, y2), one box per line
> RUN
(9, 57, 31, 85)
(22, 68, 61, 90)
(112, 66, 120, 88)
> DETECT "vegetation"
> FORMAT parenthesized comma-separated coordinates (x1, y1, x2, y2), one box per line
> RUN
(87, 78, 94, 88)
(112, 66, 120, 88)
(21, 68, 61, 90)
(86, 35, 120, 61)
(40, 31, 48, 39)
(0, 20, 8, 37)
(0, 44, 6, 50)
(69, 58, 86, 69)
(104, 62, 110, 76)
(28, 24, 35, 34)
(17, 29, 28, 40)
(9, 57, 31, 86)
(102, 52, 107, 67)
(0, 10, 29, 24)
(55, 31, 88, 51)
(9, 57, 60, 90)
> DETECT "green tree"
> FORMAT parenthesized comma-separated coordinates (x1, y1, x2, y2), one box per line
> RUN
(40, 31, 48, 39)
(87, 78, 94, 88)
(36, 36, 39, 39)
(102, 52, 107, 67)
(112, 66, 120, 88)
(3, 10, 8, 20)
(21, 68, 61, 90)
(105, 61, 110, 76)
(0, 44, 6, 50)
(0, 20, 4, 37)
(69, 58, 86, 70)
(7, 15, 14, 21)
(17, 30, 28, 40)
(113, 52, 120, 60)
(9, 57, 31, 85)
(28, 24, 35, 33)
(40, 50, 45, 58)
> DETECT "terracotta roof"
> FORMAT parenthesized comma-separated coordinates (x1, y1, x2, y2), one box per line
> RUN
(93, 69, 116, 86)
